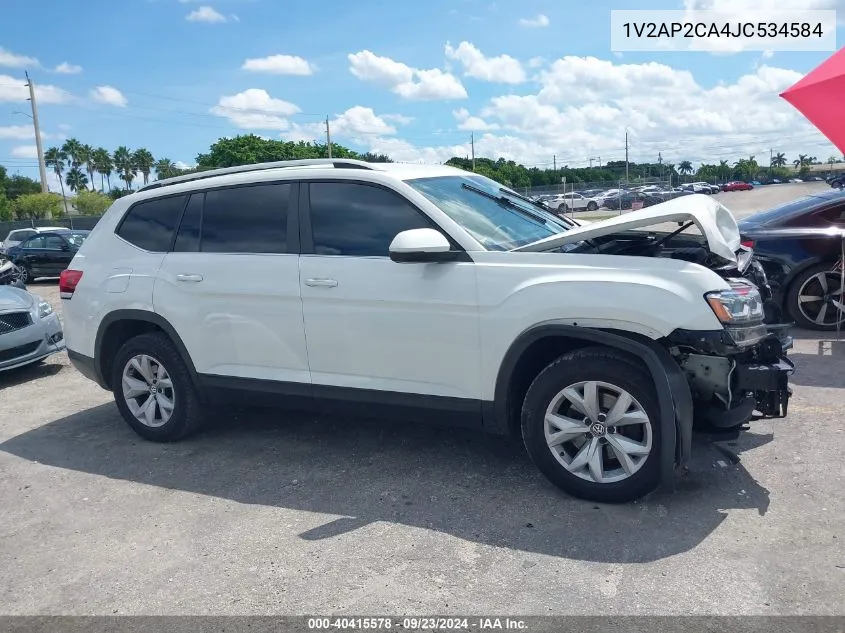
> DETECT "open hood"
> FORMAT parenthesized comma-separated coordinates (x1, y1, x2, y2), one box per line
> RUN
(514, 194, 741, 263)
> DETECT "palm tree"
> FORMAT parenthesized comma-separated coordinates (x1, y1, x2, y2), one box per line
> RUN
(113, 146, 137, 191)
(793, 154, 808, 169)
(79, 144, 95, 191)
(771, 152, 787, 168)
(678, 160, 693, 182)
(61, 137, 84, 169)
(132, 148, 155, 186)
(92, 148, 113, 192)
(154, 158, 177, 180)
(718, 160, 731, 182)
(44, 146, 69, 215)
(65, 167, 89, 193)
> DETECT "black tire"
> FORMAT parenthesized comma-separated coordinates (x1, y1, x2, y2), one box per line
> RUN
(586, 201, 598, 211)
(521, 347, 662, 503)
(786, 263, 844, 331)
(557, 203, 569, 212)
(111, 332, 204, 442)
(17, 265, 32, 284)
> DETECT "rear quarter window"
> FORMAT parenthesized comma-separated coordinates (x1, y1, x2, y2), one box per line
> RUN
(117, 195, 187, 252)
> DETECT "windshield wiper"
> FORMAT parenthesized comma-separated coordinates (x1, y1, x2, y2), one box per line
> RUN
(497, 188, 576, 228)
(461, 182, 548, 225)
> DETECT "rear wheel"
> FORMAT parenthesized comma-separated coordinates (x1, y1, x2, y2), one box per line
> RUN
(586, 201, 598, 211)
(557, 203, 569, 212)
(521, 348, 662, 503)
(787, 263, 845, 330)
(111, 332, 204, 441)
(16, 264, 31, 284)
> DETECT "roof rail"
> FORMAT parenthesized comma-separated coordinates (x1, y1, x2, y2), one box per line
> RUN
(139, 158, 377, 192)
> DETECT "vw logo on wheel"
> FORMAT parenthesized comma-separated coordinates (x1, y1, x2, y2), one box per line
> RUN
(590, 422, 607, 437)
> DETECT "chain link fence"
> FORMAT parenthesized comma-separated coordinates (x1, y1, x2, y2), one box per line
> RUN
(0, 215, 102, 238)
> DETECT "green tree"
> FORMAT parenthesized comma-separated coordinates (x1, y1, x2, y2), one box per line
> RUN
(154, 158, 177, 180)
(718, 160, 731, 182)
(4, 174, 41, 199)
(80, 144, 96, 191)
(195, 134, 357, 168)
(133, 148, 155, 185)
(62, 137, 84, 169)
(678, 160, 693, 181)
(0, 189, 12, 221)
(771, 152, 787, 168)
(108, 187, 131, 200)
(44, 146, 69, 215)
(65, 167, 89, 192)
(74, 190, 112, 215)
(92, 147, 113, 191)
(11, 192, 63, 220)
(113, 146, 137, 191)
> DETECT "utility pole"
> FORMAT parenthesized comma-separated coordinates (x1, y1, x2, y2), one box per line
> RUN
(553, 154, 556, 171)
(625, 131, 629, 184)
(325, 116, 332, 159)
(769, 148, 773, 178)
(658, 151, 663, 184)
(471, 133, 476, 171)
(25, 71, 48, 193)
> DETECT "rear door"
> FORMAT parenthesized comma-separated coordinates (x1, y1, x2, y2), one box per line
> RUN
(154, 181, 310, 387)
(42, 234, 71, 275)
(18, 235, 47, 275)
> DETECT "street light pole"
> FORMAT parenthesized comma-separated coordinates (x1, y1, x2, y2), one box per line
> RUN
(24, 71, 49, 193)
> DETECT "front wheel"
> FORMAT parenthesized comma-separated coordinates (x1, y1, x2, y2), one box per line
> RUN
(521, 347, 662, 503)
(786, 263, 845, 330)
(557, 203, 569, 212)
(586, 201, 598, 211)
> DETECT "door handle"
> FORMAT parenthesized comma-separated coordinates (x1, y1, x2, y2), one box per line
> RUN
(176, 273, 204, 282)
(304, 277, 338, 288)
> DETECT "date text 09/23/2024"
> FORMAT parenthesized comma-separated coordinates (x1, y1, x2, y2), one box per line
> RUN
(307, 617, 528, 630)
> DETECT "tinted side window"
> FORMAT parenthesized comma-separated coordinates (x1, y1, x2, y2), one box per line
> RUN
(118, 195, 186, 252)
(44, 236, 66, 249)
(817, 204, 845, 226)
(785, 203, 845, 228)
(308, 182, 431, 257)
(10, 230, 35, 241)
(174, 193, 203, 253)
(24, 236, 46, 249)
(201, 184, 289, 254)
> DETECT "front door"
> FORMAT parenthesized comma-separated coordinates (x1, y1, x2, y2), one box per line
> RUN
(298, 180, 481, 422)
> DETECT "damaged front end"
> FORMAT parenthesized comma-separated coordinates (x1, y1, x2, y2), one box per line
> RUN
(666, 277, 793, 431)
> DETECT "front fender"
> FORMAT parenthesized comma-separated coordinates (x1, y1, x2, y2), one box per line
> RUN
(492, 323, 693, 484)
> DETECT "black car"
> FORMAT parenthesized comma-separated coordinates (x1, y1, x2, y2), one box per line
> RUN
(829, 175, 844, 189)
(737, 190, 845, 330)
(603, 192, 664, 210)
(6, 229, 89, 283)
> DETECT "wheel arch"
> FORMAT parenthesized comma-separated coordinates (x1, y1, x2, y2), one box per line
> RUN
(490, 323, 693, 484)
(94, 309, 202, 396)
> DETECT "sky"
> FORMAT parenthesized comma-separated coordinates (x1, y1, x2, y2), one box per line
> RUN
(1, 0, 844, 190)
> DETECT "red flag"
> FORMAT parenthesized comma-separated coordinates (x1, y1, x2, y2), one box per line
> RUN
(781, 46, 845, 155)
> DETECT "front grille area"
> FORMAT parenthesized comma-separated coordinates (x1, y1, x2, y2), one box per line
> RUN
(0, 311, 32, 335)
(0, 340, 40, 362)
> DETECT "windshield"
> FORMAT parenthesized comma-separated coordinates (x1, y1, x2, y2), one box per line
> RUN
(405, 174, 571, 250)
(66, 233, 88, 248)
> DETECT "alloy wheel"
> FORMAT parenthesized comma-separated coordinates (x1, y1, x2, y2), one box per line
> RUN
(797, 271, 845, 327)
(121, 354, 176, 428)
(544, 380, 652, 484)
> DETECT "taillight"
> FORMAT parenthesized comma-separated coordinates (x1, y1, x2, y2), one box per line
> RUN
(59, 269, 83, 299)
(741, 239, 754, 249)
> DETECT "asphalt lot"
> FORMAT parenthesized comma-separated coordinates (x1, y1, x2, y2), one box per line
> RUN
(1, 182, 843, 615)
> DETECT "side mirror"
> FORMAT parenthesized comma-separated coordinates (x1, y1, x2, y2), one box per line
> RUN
(389, 228, 458, 263)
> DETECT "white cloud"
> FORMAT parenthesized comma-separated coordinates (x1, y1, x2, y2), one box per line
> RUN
(528, 57, 546, 69)
(0, 125, 34, 140)
(363, 56, 835, 168)
(284, 106, 403, 143)
(10, 145, 38, 159)
(90, 85, 128, 107)
(0, 75, 71, 104)
(348, 50, 467, 101)
(186, 6, 228, 22)
(0, 47, 38, 68)
(174, 161, 193, 170)
(382, 113, 414, 125)
(519, 14, 549, 27)
(453, 108, 500, 131)
(242, 54, 315, 75)
(444, 41, 526, 84)
(210, 88, 300, 130)
(54, 62, 82, 74)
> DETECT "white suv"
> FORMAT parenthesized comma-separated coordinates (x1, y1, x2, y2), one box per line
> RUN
(61, 159, 794, 502)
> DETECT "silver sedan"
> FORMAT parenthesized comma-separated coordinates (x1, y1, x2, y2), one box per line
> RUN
(0, 285, 65, 372)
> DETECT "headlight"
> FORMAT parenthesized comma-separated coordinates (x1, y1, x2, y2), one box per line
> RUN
(705, 281, 767, 346)
(705, 282, 764, 324)
(38, 300, 53, 318)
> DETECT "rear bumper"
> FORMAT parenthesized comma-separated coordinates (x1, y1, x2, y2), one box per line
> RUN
(67, 349, 108, 389)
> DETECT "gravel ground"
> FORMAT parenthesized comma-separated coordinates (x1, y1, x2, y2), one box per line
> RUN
(1, 182, 843, 616)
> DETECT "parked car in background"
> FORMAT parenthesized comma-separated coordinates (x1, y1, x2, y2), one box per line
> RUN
(603, 192, 664, 210)
(0, 285, 64, 372)
(1, 226, 66, 255)
(738, 189, 845, 330)
(789, 178, 803, 184)
(829, 175, 844, 189)
(548, 192, 601, 212)
(721, 181, 754, 192)
(6, 230, 90, 283)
